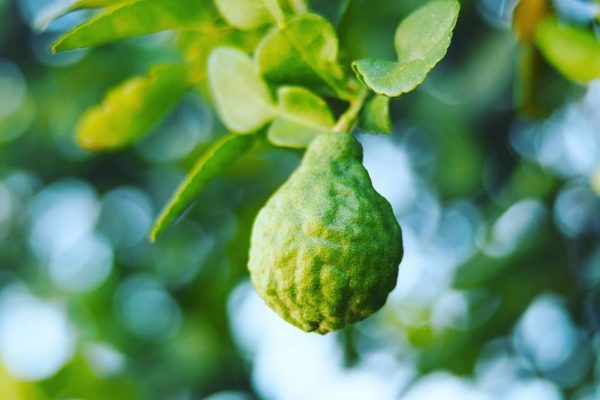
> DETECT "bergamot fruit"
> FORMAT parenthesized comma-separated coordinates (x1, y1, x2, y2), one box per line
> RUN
(248, 133, 403, 334)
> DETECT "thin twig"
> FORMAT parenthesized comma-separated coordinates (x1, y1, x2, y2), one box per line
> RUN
(333, 86, 368, 133)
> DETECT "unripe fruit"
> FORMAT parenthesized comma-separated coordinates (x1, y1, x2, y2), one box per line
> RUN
(248, 133, 403, 333)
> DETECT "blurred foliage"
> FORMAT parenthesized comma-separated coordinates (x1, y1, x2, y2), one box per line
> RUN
(0, 0, 600, 399)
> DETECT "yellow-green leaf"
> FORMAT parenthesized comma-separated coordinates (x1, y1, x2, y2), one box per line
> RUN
(535, 17, 600, 83)
(150, 134, 257, 241)
(77, 64, 194, 151)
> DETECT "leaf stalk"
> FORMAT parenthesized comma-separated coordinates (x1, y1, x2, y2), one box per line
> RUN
(333, 86, 368, 133)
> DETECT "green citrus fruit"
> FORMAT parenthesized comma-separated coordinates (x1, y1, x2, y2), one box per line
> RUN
(248, 133, 403, 334)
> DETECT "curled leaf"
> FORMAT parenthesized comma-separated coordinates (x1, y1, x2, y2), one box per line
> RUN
(361, 95, 391, 134)
(535, 17, 600, 83)
(352, 0, 460, 97)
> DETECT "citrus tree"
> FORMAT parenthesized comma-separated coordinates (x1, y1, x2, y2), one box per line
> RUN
(0, 0, 599, 398)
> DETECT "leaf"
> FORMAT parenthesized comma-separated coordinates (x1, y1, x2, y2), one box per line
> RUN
(535, 17, 600, 83)
(178, 28, 264, 83)
(255, 14, 348, 97)
(268, 86, 334, 148)
(52, 0, 210, 52)
(394, 0, 459, 63)
(352, 0, 460, 97)
(72, 0, 125, 7)
(360, 95, 391, 133)
(77, 64, 193, 151)
(35, 0, 130, 32)
(591, 168, 600, 197)
(208, 46, 275, 133)
(214, 0, 274, 30)
(352, 58, 433, 98)
(150, 134, 257, 241)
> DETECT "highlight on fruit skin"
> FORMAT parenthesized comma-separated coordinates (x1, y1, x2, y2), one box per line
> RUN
(248, 133, 403, 334)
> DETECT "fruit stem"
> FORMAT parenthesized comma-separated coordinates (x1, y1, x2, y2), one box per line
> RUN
(333, 86, 368, 133)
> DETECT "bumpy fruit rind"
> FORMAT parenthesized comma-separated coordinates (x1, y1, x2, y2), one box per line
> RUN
(248, 133, 403, 334)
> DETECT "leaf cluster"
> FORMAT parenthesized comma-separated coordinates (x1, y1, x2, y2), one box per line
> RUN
(48, 0, 458, 239)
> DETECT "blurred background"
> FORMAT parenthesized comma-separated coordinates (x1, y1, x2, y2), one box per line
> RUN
(1, 0, 600, 399)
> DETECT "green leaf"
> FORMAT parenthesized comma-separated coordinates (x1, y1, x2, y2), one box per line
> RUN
(268, 86, 334, 148)
(394, 0, 459, 63)
(72, 0, 125, 7)
(150, 134, 257, 241)
(77, 64, 193, 151)
(214, 0, 274, 30)
(35, 0, 129, 31)
(255, 14, 348, 97)
(535, 17, 600, 83)
(352, 59, 433, 98)
(52, 0, 210, 52)
(177, 28, 264, 83)
(214, 0, 303, 29)
(352, 0, 460, 97)
(208, 46, 275, 133)
(360, 95, 391, 133)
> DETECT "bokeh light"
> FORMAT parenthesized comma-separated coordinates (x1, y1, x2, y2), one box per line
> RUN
(0, 287, 75, 380)
(114, 275, 181, 340)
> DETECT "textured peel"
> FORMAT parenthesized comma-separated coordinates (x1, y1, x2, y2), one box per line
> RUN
(248, 133, 403, 333)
